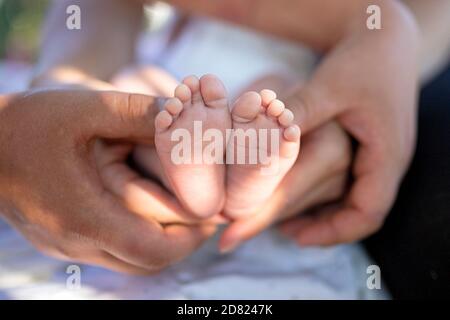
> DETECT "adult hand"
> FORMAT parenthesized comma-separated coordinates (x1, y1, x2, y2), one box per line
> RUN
(31, 67, 211, 225)
(0, 90, 216, 274)
(221, 3, 420, 249)
(277, 9, 420, 246)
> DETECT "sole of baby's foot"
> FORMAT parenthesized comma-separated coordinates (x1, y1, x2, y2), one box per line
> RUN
(225, 89, 301, 219)
(155, 74, 231, 218)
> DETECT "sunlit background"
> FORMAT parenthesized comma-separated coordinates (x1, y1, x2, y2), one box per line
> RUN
(0, 0, 172, 93)
(0, 0, 49, 62)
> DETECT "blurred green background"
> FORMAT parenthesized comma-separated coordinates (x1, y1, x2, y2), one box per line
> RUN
(0, 0, 49, 62)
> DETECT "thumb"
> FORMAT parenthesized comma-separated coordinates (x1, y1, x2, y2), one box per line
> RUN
(78, 90, 166, 143)
(284, 81, 341, 134)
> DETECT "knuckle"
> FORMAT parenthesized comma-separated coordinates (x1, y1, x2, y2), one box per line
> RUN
(362, 210, 386, 235)
(53, 214, 104, 249)
(123, 93, 152, 124)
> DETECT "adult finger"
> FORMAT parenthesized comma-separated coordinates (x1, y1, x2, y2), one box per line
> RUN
(69, 90, 165, 143)
(101, 210, 218, 270)
(219, 172, 346, 253)
(95, 141, 227, 225)
(86, 251, 159, 275)
(280, 138, 402, 246)
(65, 248, 158, 275)
(66, 150, 219, 271)
(23, 228, 155, 275)
(284, 82, 343, 133)
(76, 187, 218, 270)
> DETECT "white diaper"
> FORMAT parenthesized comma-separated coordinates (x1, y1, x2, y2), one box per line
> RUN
(138, 5, 316, 99)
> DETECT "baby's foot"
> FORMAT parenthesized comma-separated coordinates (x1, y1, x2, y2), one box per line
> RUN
(155, 75, 231, 218)
(225, 90, 301, 219)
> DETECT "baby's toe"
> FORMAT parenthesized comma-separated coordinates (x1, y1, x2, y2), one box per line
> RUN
(174, 84, 191, 103)
(165, 97, 183, 116)
(280, 124, 301, 158)
(231, 91, 262, 123)
(155, 110, 173, 133)
(278, 109, 294, 127)
(267, 99, 285, 117)
(182, 75, 202, 104)
(199, 74, 228, 109)
(260, 89, 277, 107)
(283, 125, 301, 142)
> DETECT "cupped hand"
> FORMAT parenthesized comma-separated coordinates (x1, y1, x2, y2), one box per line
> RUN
(275, 8, 420, 246)
(0, 90, 216, 274)
(31, 67, 202, 225)
(220, 5, 420, 249)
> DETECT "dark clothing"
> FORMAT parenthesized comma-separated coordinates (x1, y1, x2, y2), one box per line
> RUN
(365, 64, 450, 299)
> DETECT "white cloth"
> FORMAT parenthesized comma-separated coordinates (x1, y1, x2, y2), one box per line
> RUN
(0, 220, 385, 299)
(138, 11, 316, 99)
(0, 5, 389, 300)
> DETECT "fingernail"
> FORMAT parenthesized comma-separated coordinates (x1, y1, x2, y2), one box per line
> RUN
(219, 239, 240, 254)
